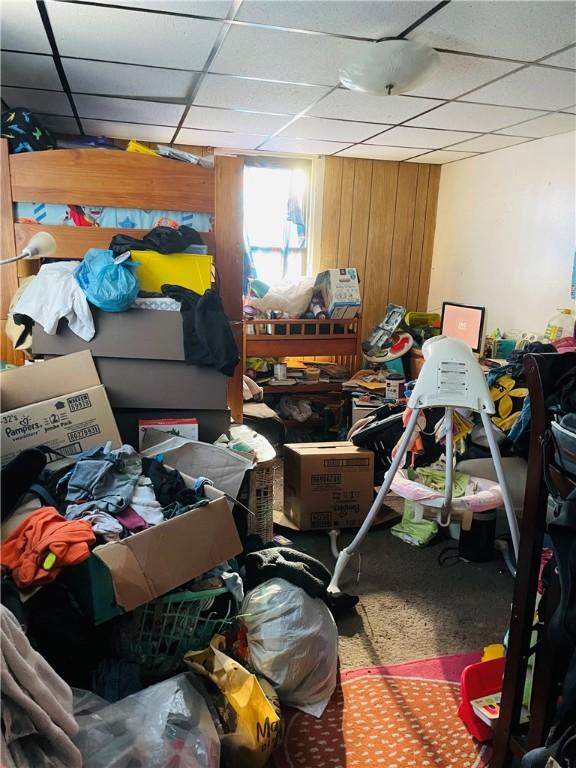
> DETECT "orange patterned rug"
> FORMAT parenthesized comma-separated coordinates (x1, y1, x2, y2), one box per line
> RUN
(274, 652, 490, 768)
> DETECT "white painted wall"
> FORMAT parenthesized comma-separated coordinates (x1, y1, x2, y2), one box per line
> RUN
(428, 132, 576, 336)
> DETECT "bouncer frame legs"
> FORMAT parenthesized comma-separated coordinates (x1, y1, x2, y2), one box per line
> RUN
(327, 407, 422, 594)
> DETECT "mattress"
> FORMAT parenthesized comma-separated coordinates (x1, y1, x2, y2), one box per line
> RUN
(15, 202, 213, 232)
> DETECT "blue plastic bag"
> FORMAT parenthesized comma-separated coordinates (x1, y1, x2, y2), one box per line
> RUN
(75, 249, 140, 312)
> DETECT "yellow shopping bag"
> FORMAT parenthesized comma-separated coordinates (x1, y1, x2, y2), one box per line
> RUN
(184, 634, 283, 768)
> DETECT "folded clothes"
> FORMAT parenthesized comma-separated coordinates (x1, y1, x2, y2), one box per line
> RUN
(1, 507, 95, 589)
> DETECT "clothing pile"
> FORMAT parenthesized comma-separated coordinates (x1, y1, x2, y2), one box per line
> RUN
(1, 445, 216, 579)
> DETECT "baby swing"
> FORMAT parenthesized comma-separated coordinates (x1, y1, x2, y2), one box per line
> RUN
(328, 335, 521, 593)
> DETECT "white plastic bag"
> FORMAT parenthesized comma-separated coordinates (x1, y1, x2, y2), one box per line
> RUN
(73, 674, 219, 768)
(250, 277, 315, 317)
(241, 578, 338, 717)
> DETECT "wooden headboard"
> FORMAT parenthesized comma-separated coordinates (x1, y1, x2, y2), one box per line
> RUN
(0, 140, 244, 419)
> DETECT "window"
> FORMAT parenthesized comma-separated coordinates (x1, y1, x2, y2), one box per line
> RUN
(244, 161, 310, 287)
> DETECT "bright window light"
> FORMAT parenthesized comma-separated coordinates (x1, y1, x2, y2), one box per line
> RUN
(244, 164, 309, 286)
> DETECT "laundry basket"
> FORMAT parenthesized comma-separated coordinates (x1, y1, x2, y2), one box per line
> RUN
(247, 458, 277, 543)
(117, 586, 232, 676)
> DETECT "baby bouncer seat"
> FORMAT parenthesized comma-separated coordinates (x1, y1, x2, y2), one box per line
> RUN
(328, 335, 521, 593)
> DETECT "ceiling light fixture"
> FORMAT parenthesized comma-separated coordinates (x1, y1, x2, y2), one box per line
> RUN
(339, 40, 440, 96)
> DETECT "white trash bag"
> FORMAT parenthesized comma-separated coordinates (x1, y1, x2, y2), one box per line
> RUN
(249, 277, 316, 317)
(241, 578, 338, 717)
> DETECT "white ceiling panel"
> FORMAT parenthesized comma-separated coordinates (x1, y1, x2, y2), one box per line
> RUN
(447, 133, 531, 152)
(236, 1, 438, 40)
(463, 66, 576, 111)
(183, 106, 288, 133)
(209, 24, 367, 86)
(260, 137, 350, 154)
(407, 149, 479, 164)
(36, 114, 80, 135)
(278, 116, 389, 142)
(63, 59, 198, 100)
(407, 102, 546, 133)
(366, 126, 480, 149)
(86, 0, 234, 16)
(498, 112, 576, 138)
(540, 46, 576, 70)
(194, 74, 327, 114)
(73, 95, 185, 125)
(1, 51, 62, 89)
(310, 90, 444, 124)
(46, 1, 223, 69)
(412, 1, 576, 62)
(176, 128, 266, 148)
(409, 53, 520, 100)
(1, 86, 73, 116)
(0, 0, 51, 54)
(80, 119, 176, 142)
(338, 145, 419, 160)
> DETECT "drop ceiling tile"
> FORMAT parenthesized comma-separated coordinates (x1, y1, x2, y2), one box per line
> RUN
(407, 150, 479, 164)
(447, 134, 532, 152)
(310, 90, 444, 124)
(88, 0, 233, 16)
(36, 114, 80, 135)
(1, 86, 73, 116)
(463, 66, 576, 111)
(338, 144, 419, 160)
(279, 116, 389, 142)
(236, 1, 438, 39)
(194, 74, 327, 114)
(183, 106, 288, 134)
(407, 102, 545, 133)
(209, 24, 366, 86)
(176, 128, 265, 148)
(367, 126, 480, 149)
(73, 95, 185, 125)
(80, 119, 176, 142)
(540, 46, 576, 70)
(1, 51, 62, 89)
(46, 0, 223, 69)
(260, 137, 351, 155)
(1, 0, 51, 54)
(409, 53, 520, 100)
(63, 59, 198, 100)
(498, 112, 576, 138)
(412, 0, 576, 61)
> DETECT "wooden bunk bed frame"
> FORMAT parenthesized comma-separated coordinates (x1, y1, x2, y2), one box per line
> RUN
(0, 140, 245, 421)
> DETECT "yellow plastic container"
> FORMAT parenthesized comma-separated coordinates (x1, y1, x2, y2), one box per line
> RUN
(126, 140, 158, 156)
(131, 251, 212, 293)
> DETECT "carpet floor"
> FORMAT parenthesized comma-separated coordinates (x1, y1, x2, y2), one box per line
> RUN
(276, 524, 514, 669)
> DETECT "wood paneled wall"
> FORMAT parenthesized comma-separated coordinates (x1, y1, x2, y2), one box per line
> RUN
(318, 157, 440, 336)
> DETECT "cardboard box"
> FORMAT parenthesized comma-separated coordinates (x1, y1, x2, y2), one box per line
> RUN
(1, 352, 121, 465)
(138, 417, 199, 449)
(283, 441, 374, 530)
(114, 408, 230, 447)
(63, 486, 242, 624)
(33, 309, 227, 410)
(314, 268, 361, 319)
